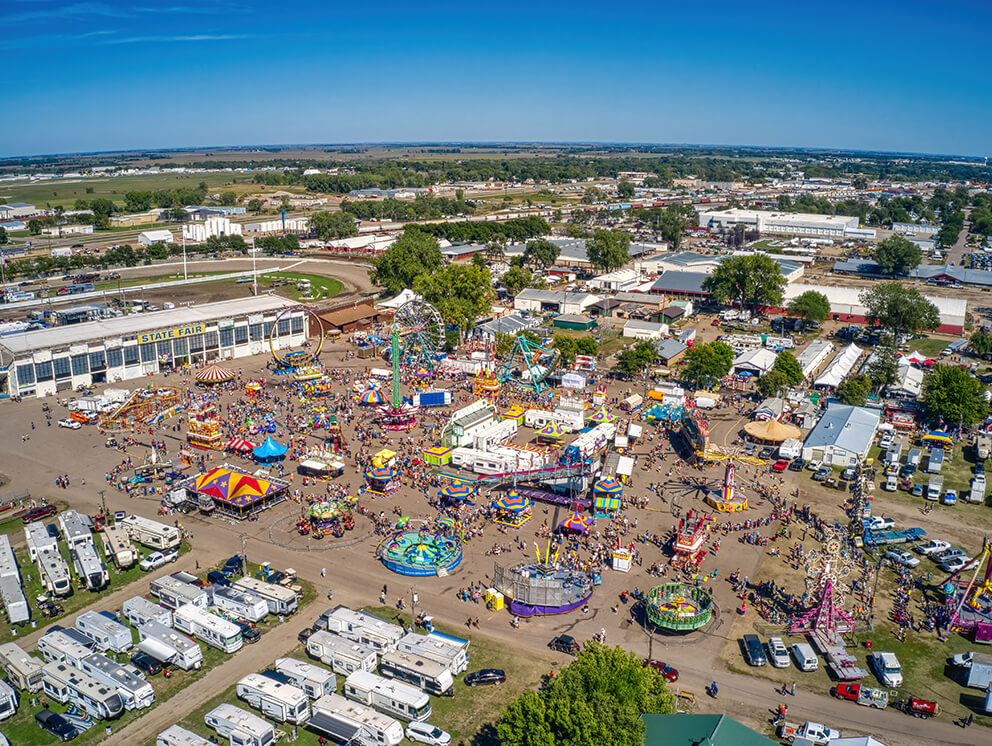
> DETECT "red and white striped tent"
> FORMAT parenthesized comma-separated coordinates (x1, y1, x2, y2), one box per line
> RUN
(195, 365, 235, 384)
(226, 439, 256, 453)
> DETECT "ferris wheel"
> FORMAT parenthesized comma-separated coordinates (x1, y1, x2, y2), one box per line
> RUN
(392, 300, 445, 370)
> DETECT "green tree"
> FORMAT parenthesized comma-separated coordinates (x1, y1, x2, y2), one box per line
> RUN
(219, 191, 238, 206)
(614, 341, 656, 377)
(523, 238, 559, 270)
(859, 283, 940, 338)
(923, 365, 989, 426)
(370, 230, 443, 295)
(659, 204, 692, 250)
(88, 198, 117, 217)
(553, 334, 578, 366)
(756, 370, 789, 398)
(471, 252, 486, 269)
(485, 234, 507, 263)
(586, 229, 631, 271)
(501, 265, 533, 295)
(617, 180, 635, 199)
(124, 191, 153, 212)
(309, 211, 358, 240)
(970, 331, 992, 357)
(865, 345, 899, 390)
(874, 234, 922, 276)
(837, 375, 871, 406)
(681, 341, 734, 389)
(702, 254, 785, 311)
(414, 264, 495, 339)
(247, 199, 264, 213)
(772, 350, 803, 385)
(575, 337, 598, 356)
(582, 187, 604, 204)
(0, 227, 7, 245)
(27, 219, 43, 235)
(787, 290, 830, 328)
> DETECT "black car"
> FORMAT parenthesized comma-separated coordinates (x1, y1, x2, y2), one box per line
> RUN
(236, 620, 261, 644)
(758, 447, 774, 460)
(788, 458, 804, 472)
(465, 668, 506, 686)
(46, 523, 63, 541)
(207, 571, 230, 586)
(266, 570, 287, 585)
(549, 634, 580, 655)
(130, 651, 164, 676)
(36, 709, 78, 741)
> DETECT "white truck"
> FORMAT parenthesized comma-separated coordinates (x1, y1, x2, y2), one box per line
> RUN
(778, 721, 840, 744)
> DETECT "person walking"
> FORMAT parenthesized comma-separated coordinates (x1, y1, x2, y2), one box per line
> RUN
(790, 681, 796, 696)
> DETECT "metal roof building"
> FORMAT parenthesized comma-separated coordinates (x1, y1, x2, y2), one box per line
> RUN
(802, 403, 881, 467)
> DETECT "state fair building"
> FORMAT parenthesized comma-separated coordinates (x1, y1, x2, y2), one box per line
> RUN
(0, 296, 308, 399)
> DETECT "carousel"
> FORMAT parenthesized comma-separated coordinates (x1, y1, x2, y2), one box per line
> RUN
(493, 491, 532, 528)
(298, 499, 355, 538)
(195, 364, 235, 385)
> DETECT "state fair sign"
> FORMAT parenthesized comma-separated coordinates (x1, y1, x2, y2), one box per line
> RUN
(137, 323, 205, 346)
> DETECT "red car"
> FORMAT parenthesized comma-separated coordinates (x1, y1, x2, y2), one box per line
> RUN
(643, 660, 679, 682)
(21, 505, 57, 523)
(771, 459, 789, 473)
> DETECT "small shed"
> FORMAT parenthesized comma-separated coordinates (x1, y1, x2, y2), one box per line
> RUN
(653, 339, 688, 365)
(552, 314, 597, 331)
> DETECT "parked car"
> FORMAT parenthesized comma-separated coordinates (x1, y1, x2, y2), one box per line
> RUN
(161, 548, 179, 563)
(758, 447, 775, 460)
(643, 660, 679, 682)
(58, 418, 81, 429)
(812, 467, 831, 482)
(951, 652, 974, 668)
(406, 721, 452, 746)
(130, 651, 164, 676)
(465, 669, 506, 686)
(941, 556, 976, 573)
(207, 571, 230, 586)
(789, 459, 804, 472)
(36, 709, 78, 741)
(884, 549, 920, 568)
(866, 516, 895, 530)
(266, 570, 287, 585)
(766, 637, 790, 668)
(549, 634, 580, 655)
(21, 505, 57, 523)
(934, 547, 967, 563)
(806, 460, 823, 472)
(139, 552, 168, 571)
(910, 483, 924, 497)
(899, 464, 916, 479)
(772, 459, 789, 473)
(915, 539, 950, 556)
(235, 620, 260, 644)
(841, 467, 857, 481)
(742, 634, 766, 666)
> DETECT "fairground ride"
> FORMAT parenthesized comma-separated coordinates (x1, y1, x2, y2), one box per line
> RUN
(270, 306, 324, 370)
(97, 387, 183, 433)
(941, 538, 992, 643)
(390, 300, 445, 371)
(498, 335, 561, 395)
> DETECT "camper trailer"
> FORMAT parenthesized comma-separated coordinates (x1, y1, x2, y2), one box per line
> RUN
(274, 657, 337, 699)
(70, 542, 109, 591)
(119, 515, 182, 550)
(204, 703, 276, 746)
(343, 669, 432, 722)
(79, 652, 155, 710)
(122, 595, 173, 628)
(150, 575, 208, 611)
(0, 679, 16, 721)
(101, 524, 137, 569)
(25, 521, 72, 597)
(0, 534, 29, 625)
(75, 611, 133, 653)
(157, 724, 215, 746)
(38, 629, 95, 668)
(319, 606, 403, 653)
(379, 649, 454, 696)
(397, 631, 470, 674)
(309, 693, 404, 746)
(231, 576, 298, 616)
(136, 620, 203, 670)
(0, 641, 44, 692)
(236, 673, 310, 724)
(173, 603, 243, 653)
(306, 630, 378, 675)
(41, 661, 125, 720)
(208, 585, 268, 623)
(58, 510, 95, 550)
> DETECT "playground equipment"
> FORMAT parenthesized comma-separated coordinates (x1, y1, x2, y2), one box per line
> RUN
(270, 306, 323, 369)
(497, 335, 561, 395)
(646, 583, 714, 632)
(493, 539, 595, 617)
(941, 537, 992, 643)
(378, 527, 463, 576)
(97, 387, 183, 433)
(391, 299, 445, 371)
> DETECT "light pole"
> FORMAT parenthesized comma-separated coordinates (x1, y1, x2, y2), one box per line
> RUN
(182, 232, 188, 281)
(410, 588, 418, 631)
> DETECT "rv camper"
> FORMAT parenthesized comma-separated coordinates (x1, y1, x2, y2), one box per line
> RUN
(236, 672, 310, 724)
(136, 620, 203, 670)
(204, 703, 276, 746)
(305, 630, 378, 675)
(150, 575, 208, 611)
(119, 515, 182, 550)
(0, 641, 44, 692)
(343, 669, 432, 722)
(75, 610, 133, 653)
(308, 693, 404, 746)
(274, 657, 337, 698)
(318, 606, 403, 652)
(122, 595, 173, 628)
(41, 660, 125, 719)
(78, 652, 155, 710)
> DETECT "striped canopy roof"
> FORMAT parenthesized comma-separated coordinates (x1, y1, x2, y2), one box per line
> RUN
(192, 466, 284, 507)
(195, 364, 235, 383)
(560, 512, 593, 533)
(593, 477, 623, 494)
(366, 465, 399, 481)
(594, 495, 621, 512)
(226, 439, 256, 452)
(495, 492, 531, 512)
(439, 483, 474, 500)
(359, 389, 386, 405)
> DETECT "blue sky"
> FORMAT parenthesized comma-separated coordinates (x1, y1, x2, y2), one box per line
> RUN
(2, 0, 989, 158)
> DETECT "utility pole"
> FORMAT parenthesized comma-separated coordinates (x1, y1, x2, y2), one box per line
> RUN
(410, 587, 418, 632)
(251, 236, 258, 296)
(182, 232, 188, 281)
(241, 534, 248, 577)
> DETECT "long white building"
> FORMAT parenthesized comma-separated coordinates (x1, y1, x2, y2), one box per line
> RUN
(698, 208, 875, 238)
(182, 215, 243, 243)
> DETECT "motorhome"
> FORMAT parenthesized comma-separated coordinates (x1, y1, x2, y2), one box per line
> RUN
(173, 603, 243, 653)
(58, 510, 95, 550)
(306, 630, 378, 675)
(101, 524, 137, 569)
(25, 521, 72, 597)
(309, 693, 404, 746)
(379, 649, 454, 696)
(231, 576, 298, 616)
(75, 611, 133, 653)
(41, 660, 125, 719)
(343, 669, 432, 722)
(38, 629, 95, 668)
(70, 542, 110, 591)
(397, 631, 470, 674)
(0, 679, 16, 721)
(157, 724, 214, 746)
(236, 673, 310, 724)
(208, 585, 268, 623)
(122, 595, 172, 628)
(79, 652, 155, 710)
(150, 575, 208, 610)
(204, 703, 276, 746)
(136, 620, 203, 670)
(0, 641, 44, 692)
(274, 657, 337, 699)
(0, 534, 29, 624)
(319, 606, 403, 652)
(119, 515, 182, 550)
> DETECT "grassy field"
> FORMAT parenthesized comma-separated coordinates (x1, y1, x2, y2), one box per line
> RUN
(258, 271, 344, 302)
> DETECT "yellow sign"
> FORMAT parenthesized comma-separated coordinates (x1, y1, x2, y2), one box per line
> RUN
(138, 323, 204, 345)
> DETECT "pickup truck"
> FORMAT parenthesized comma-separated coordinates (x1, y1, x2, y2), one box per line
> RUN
(833, 682, 888, 709)
(778, 721, 840, 744)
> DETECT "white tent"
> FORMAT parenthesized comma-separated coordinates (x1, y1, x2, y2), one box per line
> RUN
(732, 348, 777, 374)
(378, 288, 421, 310)
(796, 339, 834, 378)
(813, 343, 861, 388)
(562, 372, 587, 389)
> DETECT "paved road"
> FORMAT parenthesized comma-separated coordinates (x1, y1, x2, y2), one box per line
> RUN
(945, 209, 972, 267)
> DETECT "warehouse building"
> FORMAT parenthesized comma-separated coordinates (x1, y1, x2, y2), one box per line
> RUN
(513, 289, 598, 315)
(138, 230, 174, 245)
(0, 296, 305, 398)
(697, 209, 875, 239)
(0, 203, 37, 220)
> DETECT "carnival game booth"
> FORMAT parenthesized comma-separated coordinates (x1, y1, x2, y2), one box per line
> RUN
(186, 466, 289, 519)
(559, 512, 593, 534)
(364, 465, 400, 497)
(226, 439, 256, 455)
(298, 455, 346, 480)
(252, 437, 288, 463)
(424, 447, 452, 467)
(439, 483, 475, 504)
(493, 492, 532, 528)
(592, 477, 623, 517)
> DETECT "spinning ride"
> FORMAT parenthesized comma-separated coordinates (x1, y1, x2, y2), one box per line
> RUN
(493, 540, 594, 617)
(298, 500, 355, 538)
(378, 528, 463, 576)
(941, 538, 992, 643)
(97, 387, 183, 433)
(646, 583, 713, 632)
(704, 463, 749, 513)
(789, 528, 857, 644)
(270, 306, 324, 370)
(498, 335, 561, 394)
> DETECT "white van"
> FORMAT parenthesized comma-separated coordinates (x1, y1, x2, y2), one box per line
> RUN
(791, 642, 818, 672)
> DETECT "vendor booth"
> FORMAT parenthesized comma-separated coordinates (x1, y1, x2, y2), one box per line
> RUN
(185, 465, 289, 518)
(493, 492, 532, 528)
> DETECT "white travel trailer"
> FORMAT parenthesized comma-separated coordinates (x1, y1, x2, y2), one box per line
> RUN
(397, 630, 470, 674)
(38, 629, 94, 668)
(101, 524, 137, 569)
(0, 534, 29, 624)
(231, 576, 298, 616)
(122, 595, 173, 628)
(0, 641, 44, 692)
(41, 660, 125, 719)
(173, 604, 243, 653)
(150, 575, 208, 611)
(309, 693, 404, 746)
(136, 620, 203, 670)
(157, 724, 214, 746)
(0, 679, 16, 721)
(71, 542, 109, 591)
(79, 652, 155, 710)
(58, 510, 95, 550)
(343, 669, 432, 722)
(204, 703, 276, 746)
(379, 649, 454, 696)
(75, 610, 133, 653)
(119, 514, 182, 550)
(274, 657, 337, 698)
(24, 521, 72, 597)
(319, 606, 403, 653)
(208, 585, 268, 623)
(306, 630, 378, 675)
(236, 673, 310, 724)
